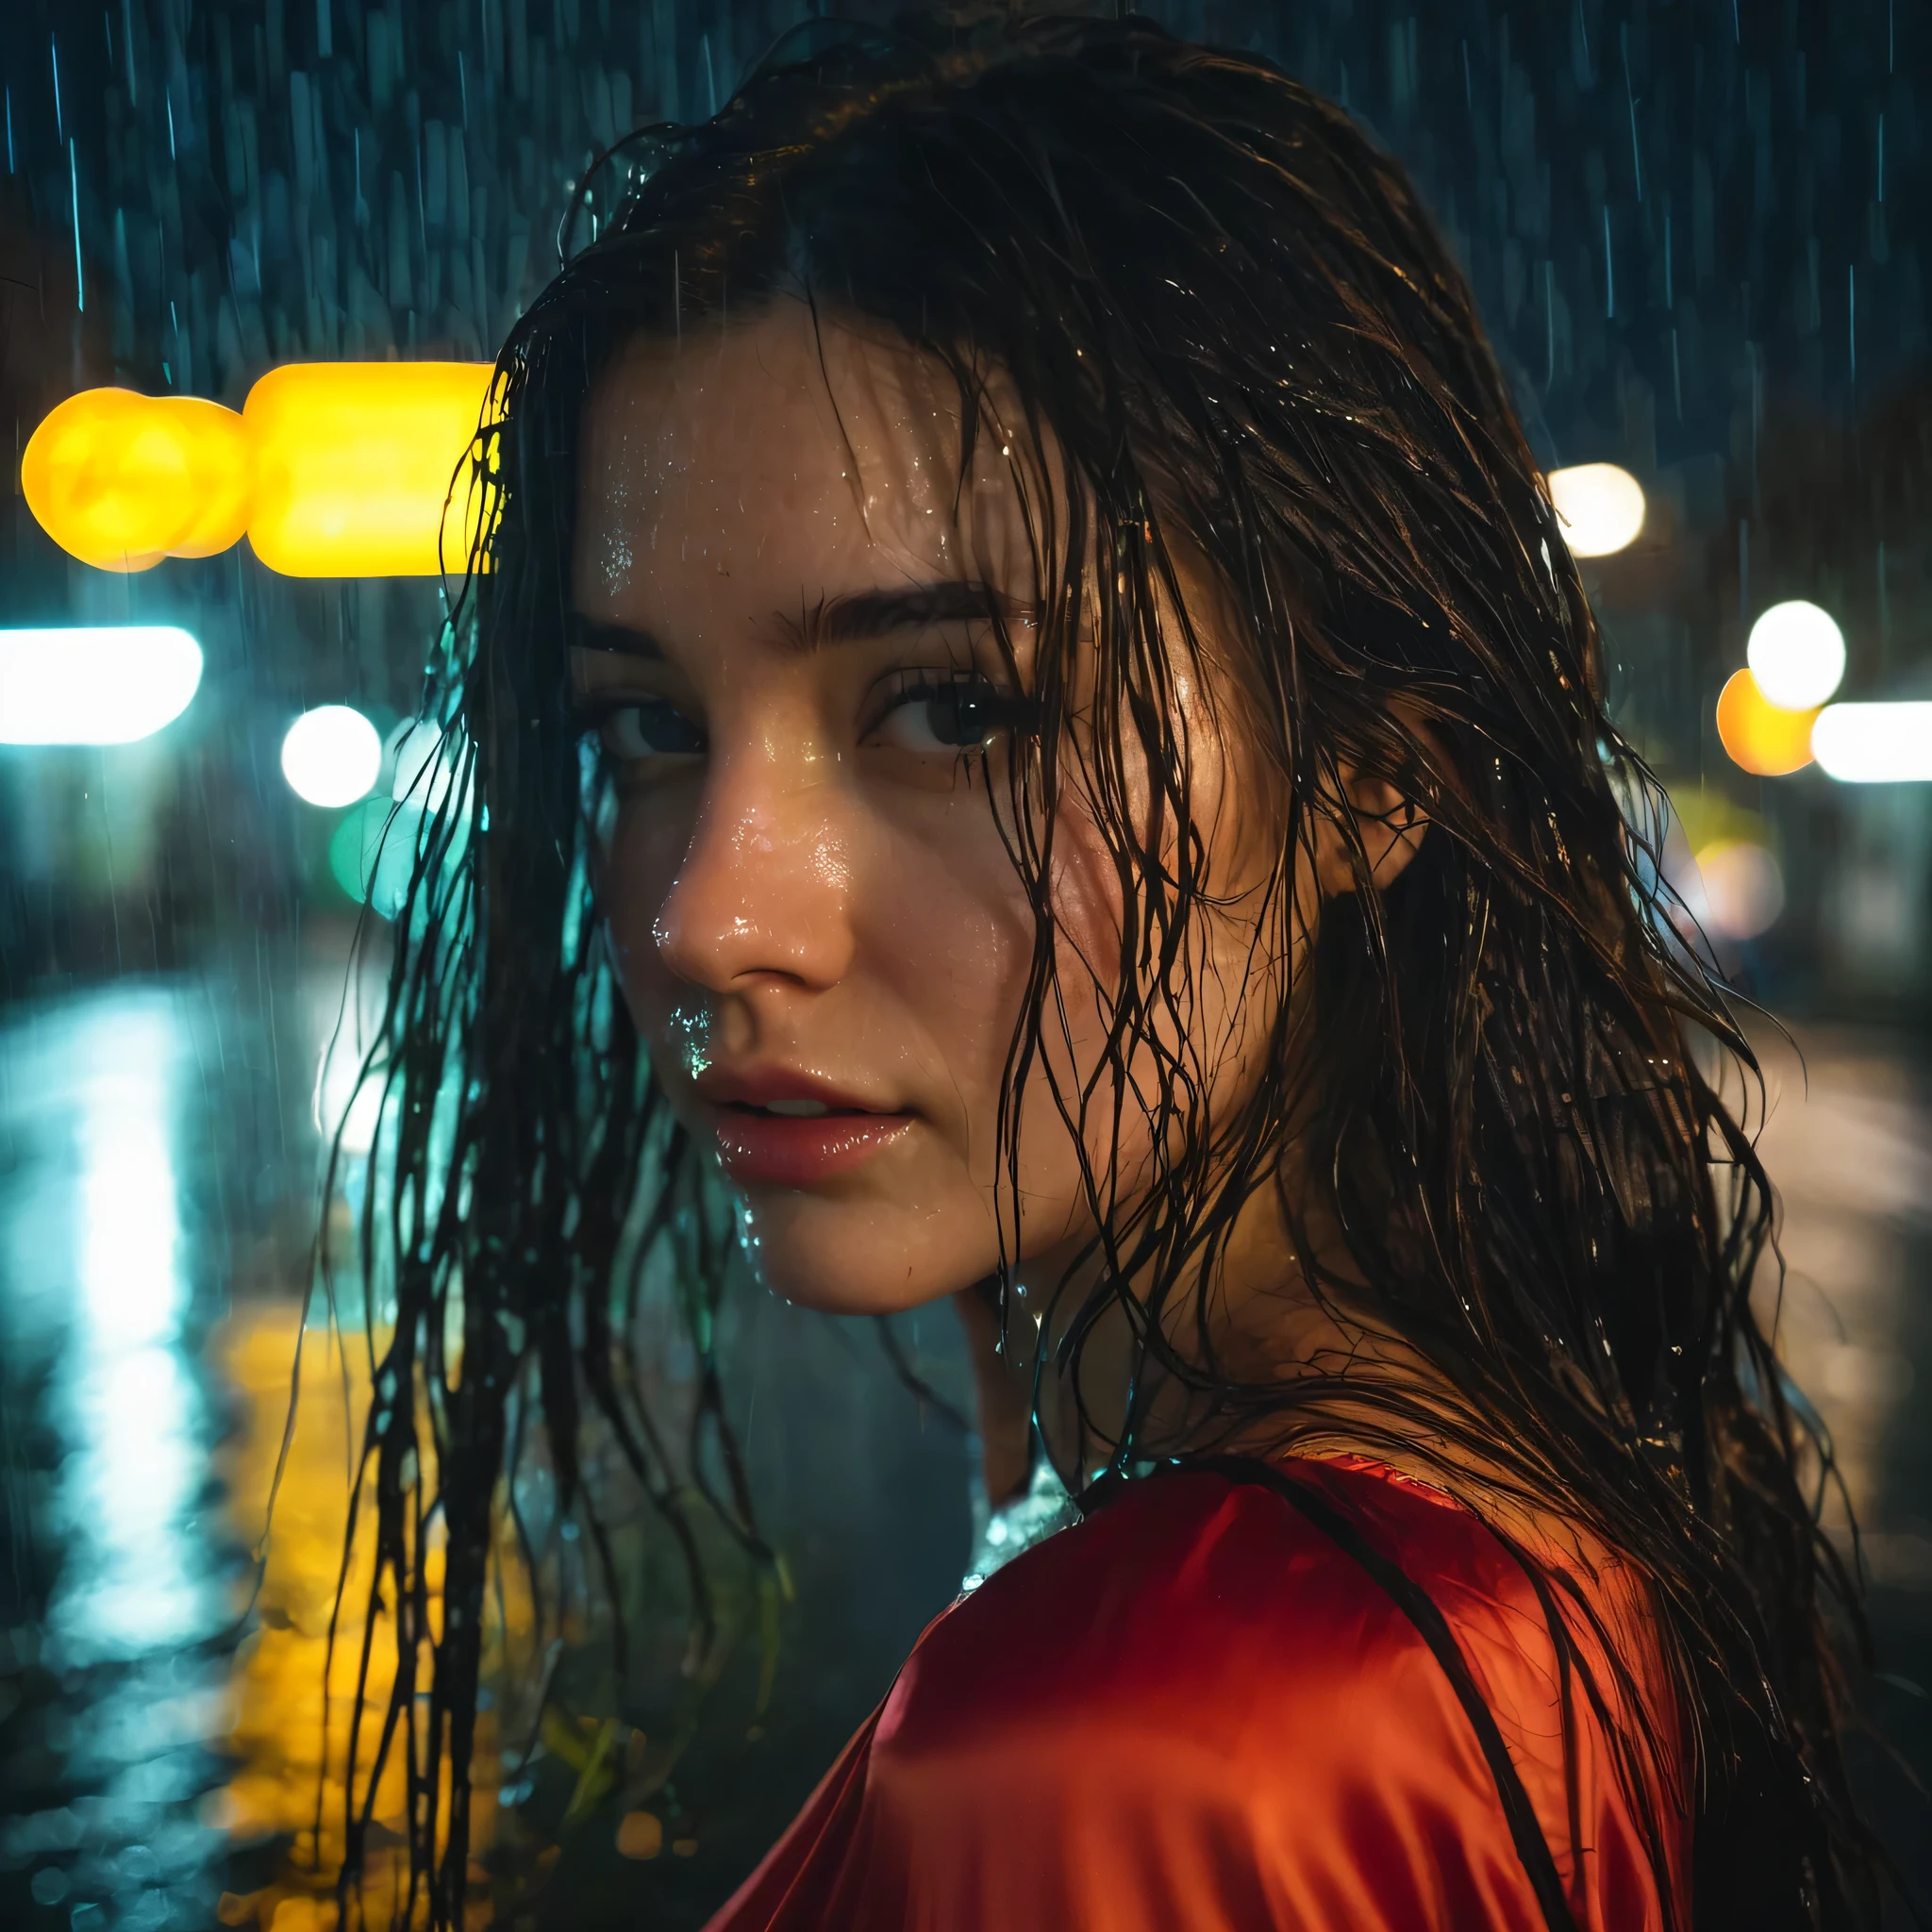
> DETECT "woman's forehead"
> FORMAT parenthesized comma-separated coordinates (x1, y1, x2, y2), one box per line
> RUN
(572, 302, 1031, 624)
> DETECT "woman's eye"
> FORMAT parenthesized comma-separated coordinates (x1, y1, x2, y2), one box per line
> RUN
(869, 676, 1024, 754)
(593, 700, 706, 761)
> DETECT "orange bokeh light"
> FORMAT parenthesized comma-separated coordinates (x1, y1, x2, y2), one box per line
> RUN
(22, 389, 254, 572)
(23, 366, 495, 578)
(164, 398, 259, 557)
(1715, 668, 1819, 776)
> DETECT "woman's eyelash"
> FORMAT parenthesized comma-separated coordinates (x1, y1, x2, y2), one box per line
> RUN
(576, 691, 708, 758)
(573, 672, 1033, 765)
(871, 669, 1035, 737)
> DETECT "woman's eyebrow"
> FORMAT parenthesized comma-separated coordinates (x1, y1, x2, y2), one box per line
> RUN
(785, 580, 1015, 650)
(569, 582, 1015, 660)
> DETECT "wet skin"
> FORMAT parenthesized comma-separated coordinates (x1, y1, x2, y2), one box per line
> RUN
(570, 300, 1423, 1475)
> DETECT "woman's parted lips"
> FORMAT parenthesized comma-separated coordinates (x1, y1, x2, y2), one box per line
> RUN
(690, 1065, 917, 1188)
(689, 1064, 909, 1121)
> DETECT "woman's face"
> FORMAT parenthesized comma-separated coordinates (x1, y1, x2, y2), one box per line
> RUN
(571, 301, 1282, 1316)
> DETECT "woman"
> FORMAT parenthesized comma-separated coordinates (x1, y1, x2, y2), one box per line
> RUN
(344, 13, 1877, 1930)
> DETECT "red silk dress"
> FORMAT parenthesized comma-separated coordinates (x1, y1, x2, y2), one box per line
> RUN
(706, 1458, 1689, 1932)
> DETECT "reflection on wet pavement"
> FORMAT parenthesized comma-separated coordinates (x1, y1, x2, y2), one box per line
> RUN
(1, 974, 285, 1931)
(0, 946, 973, 1931)
(0, 966, 1925, 1927)
(208, 1310, 438, 1932)
(0, 948, 492, 1932)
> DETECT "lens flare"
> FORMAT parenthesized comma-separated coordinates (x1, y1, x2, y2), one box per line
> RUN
(0, 626, 204, 744)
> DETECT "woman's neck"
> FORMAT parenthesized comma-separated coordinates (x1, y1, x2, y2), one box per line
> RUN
(956, 1173, 1386, 1507)
(955, 1177, 1595, 1565)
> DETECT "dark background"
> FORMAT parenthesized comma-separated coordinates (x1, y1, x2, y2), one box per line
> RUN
(0, 2, 1925, 1928)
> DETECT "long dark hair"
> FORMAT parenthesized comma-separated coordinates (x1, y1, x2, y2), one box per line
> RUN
(328, 13, 1879, 1929)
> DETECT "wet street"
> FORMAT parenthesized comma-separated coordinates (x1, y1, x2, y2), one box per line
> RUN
(0, 955, 1926, 1928)
(1750, 1026, 1932, 1916)
(0, 939, 974, 1931)
(0, 950, 348, 1932)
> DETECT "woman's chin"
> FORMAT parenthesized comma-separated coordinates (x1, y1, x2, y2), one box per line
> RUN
(733, 1186, 994, 1316)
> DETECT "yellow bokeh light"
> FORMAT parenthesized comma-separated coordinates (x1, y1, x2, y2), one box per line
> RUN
(161, 398, 259, 557)
(24, 365, 495, 578)
(23, 389, 254, 572)
(244, 362, 495, 577)
(1715, 668, 1819, 776)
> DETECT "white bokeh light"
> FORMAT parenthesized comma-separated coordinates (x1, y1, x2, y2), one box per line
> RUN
(0, 625, 203, 744)
(1746, 601, 1847, 711)
(1811, 703, 1932, 783)
(1547, 463, 1646, 558)
(281, 703, 382, 807)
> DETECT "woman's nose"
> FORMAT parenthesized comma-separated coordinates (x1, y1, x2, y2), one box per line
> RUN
(649, 749, 857, 994)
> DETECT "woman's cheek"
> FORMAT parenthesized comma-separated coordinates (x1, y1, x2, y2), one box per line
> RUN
(856, 806, 1025, 1158)
(884, 825, 1021, 1016)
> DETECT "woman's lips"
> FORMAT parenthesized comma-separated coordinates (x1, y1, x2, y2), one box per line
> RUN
(708, 1105, 915, 1189)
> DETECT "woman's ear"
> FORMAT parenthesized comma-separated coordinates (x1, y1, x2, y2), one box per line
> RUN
(1312, 761, 1428, 899)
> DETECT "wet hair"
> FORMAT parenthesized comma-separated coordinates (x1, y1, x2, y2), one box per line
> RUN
(334, 13, 1882, 1929)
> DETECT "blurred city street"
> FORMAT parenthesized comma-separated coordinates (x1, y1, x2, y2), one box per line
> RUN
(1751, 1025, 1932, 1918)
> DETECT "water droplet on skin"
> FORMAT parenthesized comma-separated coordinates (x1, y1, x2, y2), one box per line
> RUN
(665, 1002, 713, 1078)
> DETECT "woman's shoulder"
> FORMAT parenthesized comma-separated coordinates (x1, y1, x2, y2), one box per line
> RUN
(893, 1458, 1555, 1761)
(867, 1459, 1683, 1930)
(711, 1461, 1687, 1931)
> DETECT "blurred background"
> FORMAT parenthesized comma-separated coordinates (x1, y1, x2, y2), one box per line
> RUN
(0, 1, 1925, 1927)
